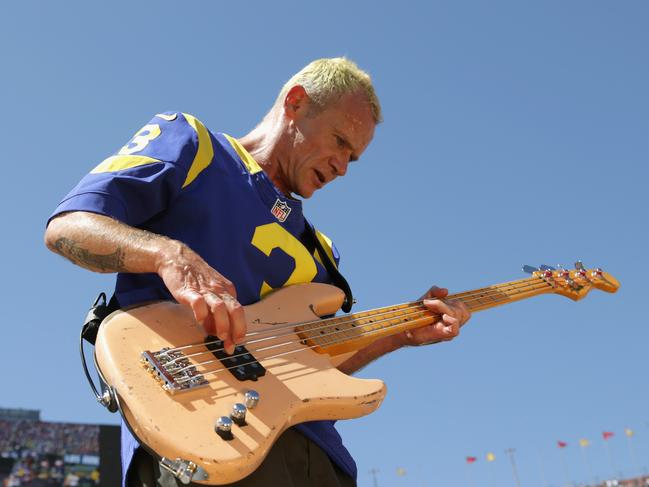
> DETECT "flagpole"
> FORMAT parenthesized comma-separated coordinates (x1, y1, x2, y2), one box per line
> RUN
(505, 448, 521, 487)
(537, 453, 550, 487)
(602, 432, 619, 480)
(558, 446, 572, 487)
(603, 440, 615, 480)
(625, 429, 640, 477)
(465, 463, 474, 487)
(579, 444, 594, 486)
(369, 467, 379, 487)
(486, 453, 497, 487)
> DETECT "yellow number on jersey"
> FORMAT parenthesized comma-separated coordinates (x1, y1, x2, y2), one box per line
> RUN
(118, 124, 161, 155)
(251, 223, 317, 297)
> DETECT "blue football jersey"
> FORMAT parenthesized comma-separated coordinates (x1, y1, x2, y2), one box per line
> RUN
(50, 112, 357, 483)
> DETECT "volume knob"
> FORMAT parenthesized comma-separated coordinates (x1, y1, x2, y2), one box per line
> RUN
(244, 390, 260, 409)
(230, 403, 247, 426)
(215, 416, 233, 440)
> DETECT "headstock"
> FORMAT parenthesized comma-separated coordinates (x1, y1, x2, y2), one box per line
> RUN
(523, 261, 620, 301)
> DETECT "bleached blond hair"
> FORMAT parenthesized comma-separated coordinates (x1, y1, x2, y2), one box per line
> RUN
(277, 57, 382, 123)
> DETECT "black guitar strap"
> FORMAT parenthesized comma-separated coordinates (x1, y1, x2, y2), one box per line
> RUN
(302, 219, 354, 313)
(82, 292, 120, 346)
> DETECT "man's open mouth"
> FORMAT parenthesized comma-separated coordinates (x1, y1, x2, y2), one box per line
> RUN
(314, 169, 326, 185)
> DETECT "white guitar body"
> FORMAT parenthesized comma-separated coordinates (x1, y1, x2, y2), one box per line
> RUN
(95, 283, 386, 485)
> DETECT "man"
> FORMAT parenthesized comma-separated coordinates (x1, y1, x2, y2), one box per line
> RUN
(45, 58, 470, 487)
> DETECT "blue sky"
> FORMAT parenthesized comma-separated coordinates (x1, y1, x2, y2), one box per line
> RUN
(1, 1, 647, 486)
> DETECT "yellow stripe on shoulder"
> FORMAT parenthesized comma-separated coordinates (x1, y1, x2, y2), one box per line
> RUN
(182, 113, 215, 188)
(91, 155, 161, 174)
(312, 230, 338, 269)
(223, 134, 263, 175)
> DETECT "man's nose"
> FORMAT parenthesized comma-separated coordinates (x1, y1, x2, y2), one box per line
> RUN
(330, 154, 349, 176)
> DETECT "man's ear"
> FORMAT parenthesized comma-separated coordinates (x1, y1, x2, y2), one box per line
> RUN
(284, 85, 310, 120)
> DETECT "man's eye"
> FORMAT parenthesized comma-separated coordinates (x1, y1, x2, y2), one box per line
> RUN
(335, 135, 345, 148)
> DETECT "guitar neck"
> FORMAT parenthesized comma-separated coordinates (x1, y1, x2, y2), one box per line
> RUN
(296, 276, 554, 356)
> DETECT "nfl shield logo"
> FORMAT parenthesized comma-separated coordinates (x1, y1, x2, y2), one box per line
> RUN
(271, 198, 292, 222)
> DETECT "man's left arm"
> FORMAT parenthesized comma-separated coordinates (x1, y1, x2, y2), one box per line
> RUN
(336, 286, 471, 375)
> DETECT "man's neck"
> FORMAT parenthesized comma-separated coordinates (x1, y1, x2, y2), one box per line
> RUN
(238, 111, 291, 196)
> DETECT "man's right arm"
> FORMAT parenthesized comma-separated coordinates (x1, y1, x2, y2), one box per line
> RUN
(45, 211, 246, 353)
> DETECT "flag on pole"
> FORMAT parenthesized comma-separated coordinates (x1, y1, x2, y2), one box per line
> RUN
(466, 457, 477, 464)
(557, 441, 568, 448)
(624, 428, 634, 437)
(602, 431, 615, 440)
(579, 439, 590, 447)
(396, 467, 407, 476)
(486, 452, 496, 462)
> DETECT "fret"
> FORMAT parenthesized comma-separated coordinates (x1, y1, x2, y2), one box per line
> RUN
(296, 275, 572, 356)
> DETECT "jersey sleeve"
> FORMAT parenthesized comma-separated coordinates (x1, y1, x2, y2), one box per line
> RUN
(49, 112, 208, 226)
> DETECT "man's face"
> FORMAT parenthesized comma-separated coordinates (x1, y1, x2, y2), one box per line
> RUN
(281, 89, 376, 198)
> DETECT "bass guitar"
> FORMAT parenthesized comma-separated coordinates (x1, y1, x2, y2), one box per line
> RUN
(94, 262, 618, 484)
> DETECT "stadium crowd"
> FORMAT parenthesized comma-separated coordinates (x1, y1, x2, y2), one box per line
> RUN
(0, 420, 99, 486)
(0, 420, 98, 457)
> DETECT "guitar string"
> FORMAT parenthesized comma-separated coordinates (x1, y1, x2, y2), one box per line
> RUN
(174, 316, 441, 386)
(171, 280, 553, 385)
(172, 281, 553, 386)
(168, 281, 553, 383)
(161, 277, 553, 365)
(165, 278, 552, 368)
(171, 305, 441, 369)
(162, 277, 552, 367)
(160, 276, 550, 358)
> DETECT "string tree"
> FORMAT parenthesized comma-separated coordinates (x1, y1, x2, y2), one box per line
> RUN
(522, 265, 539, 274)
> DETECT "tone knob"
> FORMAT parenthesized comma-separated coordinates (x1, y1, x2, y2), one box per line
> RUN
(231, 403, 247, 426)
(215, 416, 233, 440)
(244, 390, 260, 409)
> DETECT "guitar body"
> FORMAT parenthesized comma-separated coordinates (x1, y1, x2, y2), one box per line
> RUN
(95, 283, 387, 485)
(93, 264, 619, 484)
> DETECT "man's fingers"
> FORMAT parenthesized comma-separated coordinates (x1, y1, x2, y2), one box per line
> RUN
(223, 280, 238, 299)
(407, 287, 471, 346)
(423, 298, 455, 317)
(441, 314, 460, 339)
(199, 274, 238, 300)
(178, 289, 209, 326)
(221, 294, 247, 345)
(424, 299, 471, 326)
(204, 293, 234, 353)
(450, 301, 471, 325)
(421, 286, 448, 300)
(442, 313, 460, 328)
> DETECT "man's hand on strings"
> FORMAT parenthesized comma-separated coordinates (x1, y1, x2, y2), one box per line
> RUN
(157, 242, 246, 354)
(402, 285, 471, 346)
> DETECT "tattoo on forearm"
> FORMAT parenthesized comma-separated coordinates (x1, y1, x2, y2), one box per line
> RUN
(53, 237, 127, 272)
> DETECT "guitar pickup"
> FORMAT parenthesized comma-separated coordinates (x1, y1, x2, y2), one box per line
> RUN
(204, 336, 266, 382)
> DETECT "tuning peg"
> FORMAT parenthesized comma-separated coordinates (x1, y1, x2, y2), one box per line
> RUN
(522, 265, 540, 274)
(575, 261, 586, 271)
(540, 265, 556, 271)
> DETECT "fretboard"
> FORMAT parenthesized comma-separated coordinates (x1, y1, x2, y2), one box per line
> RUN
(295, 276, 554, 356)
